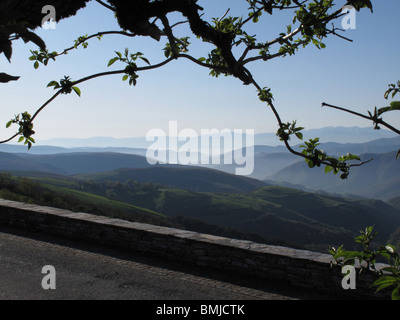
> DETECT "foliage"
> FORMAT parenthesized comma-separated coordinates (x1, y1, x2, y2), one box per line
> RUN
(385, 81, 400, 100)
(5, 112, 35, 149)
(330, 226, 400, 300)
(47, 76, 81, 96)
(0, 0, 379, 179)
(107, 48, 150, 86)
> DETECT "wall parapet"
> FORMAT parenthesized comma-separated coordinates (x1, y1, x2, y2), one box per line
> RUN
(0, 199, 388, 299)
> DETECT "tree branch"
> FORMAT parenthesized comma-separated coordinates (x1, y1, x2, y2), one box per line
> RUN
(322, 102, 400, 135)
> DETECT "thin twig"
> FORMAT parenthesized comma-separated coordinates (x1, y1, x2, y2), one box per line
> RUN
(218, 8, 231, 22)
(58, 31, 136, 57)
(322, 102, 372, 121)
(95, 0, 115, 11)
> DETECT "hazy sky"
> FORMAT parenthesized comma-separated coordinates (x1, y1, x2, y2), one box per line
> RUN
(1, 0, 399, 145)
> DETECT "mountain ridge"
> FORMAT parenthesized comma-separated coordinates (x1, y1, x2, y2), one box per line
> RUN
(269, 150, 400, 200)
(25, 126, 397, 149)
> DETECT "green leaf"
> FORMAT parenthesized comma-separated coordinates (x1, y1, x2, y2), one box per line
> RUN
(325, 165, 333, 174)
(47, 81, 60, 88)
(107, 57, 119, 67)
(295, 132, 303, 140)
(373, 276, 398, 293)
(139, 56, 151, 65)
(346, 154, 361, 161)
(6, 121, 12, 128)
(122, 75, 129, 81)
(72, 86, 81, 97)
(18, 136, 24, 143)
(390, 101, 400, 110)
(392, 286, 400, 300)
(34, 61, 39, 69)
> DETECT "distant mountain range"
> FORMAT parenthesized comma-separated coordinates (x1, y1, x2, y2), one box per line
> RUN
(210, 136, 400, 180)
(1, 131, 399, 200)
(21, 126, 398, 149)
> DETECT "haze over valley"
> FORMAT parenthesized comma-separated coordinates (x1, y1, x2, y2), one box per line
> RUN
(1, 126, 399, 252)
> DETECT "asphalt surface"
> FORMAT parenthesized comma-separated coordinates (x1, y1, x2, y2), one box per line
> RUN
(0, 225, 339, 302)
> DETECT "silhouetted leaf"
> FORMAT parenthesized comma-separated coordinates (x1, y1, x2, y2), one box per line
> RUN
(0, 72, 20, 83)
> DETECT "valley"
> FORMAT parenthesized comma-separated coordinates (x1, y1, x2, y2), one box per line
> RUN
(1, 129, 399, 253)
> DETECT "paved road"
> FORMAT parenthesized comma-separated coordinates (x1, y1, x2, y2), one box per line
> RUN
(0, 226, 336, 302)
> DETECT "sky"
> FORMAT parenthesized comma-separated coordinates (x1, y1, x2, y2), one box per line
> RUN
(1, 0, 399, 146)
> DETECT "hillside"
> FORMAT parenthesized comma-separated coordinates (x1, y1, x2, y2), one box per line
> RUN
(0, 173, 169, 227)
(0, 152, 61, 173)
(269, 151, 400, 200)
(75, 166, 267, 193)
(14, 173, 400, 252)
(0, 173, 277, 247)
(144, 186, 400, 250)
(209, 152, 300, 180)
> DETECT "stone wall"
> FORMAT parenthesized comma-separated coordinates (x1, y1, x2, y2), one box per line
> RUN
(0, 199, 389, 299)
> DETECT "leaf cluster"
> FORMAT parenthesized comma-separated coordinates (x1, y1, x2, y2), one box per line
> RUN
(47, 76, 81, 96)
(108, 48, 150, 86)
(368, 101, 400, 131)
(29, 49, 58, 69)
(385, 81, 400, 100)
(274, 120, 361, 180)
(5, 112, 35, 149)
(276, 120, 304, 141)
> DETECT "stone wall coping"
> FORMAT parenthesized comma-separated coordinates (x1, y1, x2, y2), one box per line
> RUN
(0, 199, 332, 264)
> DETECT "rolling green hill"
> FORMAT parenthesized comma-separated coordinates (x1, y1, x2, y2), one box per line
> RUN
(0, 173, 279, 247)
(74, 166, 267, 193)
(0, 173, 170, 227)
(15, 172, 399, 252)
